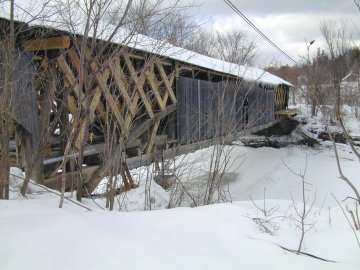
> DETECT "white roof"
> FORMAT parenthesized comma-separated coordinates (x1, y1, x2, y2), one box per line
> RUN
(0, 8, 292, 87)
(127, 34, 293, 86)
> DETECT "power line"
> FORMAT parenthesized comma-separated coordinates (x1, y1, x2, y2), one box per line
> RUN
(223, 0, 297, 64)
(224, 0, 297, 64)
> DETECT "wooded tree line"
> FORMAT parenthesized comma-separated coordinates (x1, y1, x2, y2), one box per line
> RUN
(267, 21, 360, 118)
(269, 2, 360, 239)
(127, 0, 257, 65)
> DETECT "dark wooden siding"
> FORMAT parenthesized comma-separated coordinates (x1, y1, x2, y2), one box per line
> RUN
(176, 77, 275, 144)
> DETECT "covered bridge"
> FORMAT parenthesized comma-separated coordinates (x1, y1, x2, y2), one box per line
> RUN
(0, 16, 292, 194)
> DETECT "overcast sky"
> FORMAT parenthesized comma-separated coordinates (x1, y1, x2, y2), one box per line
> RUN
(187, 0, 360, 67)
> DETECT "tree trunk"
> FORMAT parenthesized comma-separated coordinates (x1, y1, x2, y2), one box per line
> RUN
(311, 100, 316, 117)
(0, 116, 10, 199)
(0, 0, 14, 200)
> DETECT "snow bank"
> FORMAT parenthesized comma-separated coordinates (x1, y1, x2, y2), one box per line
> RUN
(165, 141, 359, 209)
(0, 199, 358, 270)
(91, 166, 170, 211)
(8, 167, 44, 199)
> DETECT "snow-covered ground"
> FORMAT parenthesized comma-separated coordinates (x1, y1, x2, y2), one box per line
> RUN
(1, 104, 360, 270)
(1, 192, 359, 270)
(226, 143, 359, 206)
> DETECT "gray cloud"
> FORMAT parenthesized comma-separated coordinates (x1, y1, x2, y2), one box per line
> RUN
(189, 0, 357, 16)
(185, 0, 360, 66)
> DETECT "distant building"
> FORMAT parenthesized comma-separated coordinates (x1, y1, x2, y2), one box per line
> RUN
(341, 70, 360, 109)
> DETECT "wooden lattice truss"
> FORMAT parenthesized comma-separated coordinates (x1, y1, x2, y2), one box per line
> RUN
(28, 38, 179, 193)
(274, 85, 288, 111)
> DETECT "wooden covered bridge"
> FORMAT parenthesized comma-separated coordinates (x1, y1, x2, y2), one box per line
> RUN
(0, 17, 292, 195)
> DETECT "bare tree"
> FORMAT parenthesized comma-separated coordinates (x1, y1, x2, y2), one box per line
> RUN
(320, 20, 351, 119)
(303, 45, 330, 117)
(168, 77, 266, 208)
(283, 157, 316, 254)
(215, 30, 256, 65)
(185, 29, 256, 65)
(0, 0, 53, 199)
(0, 0, 14, 200)
(53, 0, 137, 208)
(320, 19, 360, 234)
(185, 29, 217, 57)
(125, 0, 199, 48)
(355, 0, 360, 11)
(50, 0, 196, 208)
(250, 188, 281, 236)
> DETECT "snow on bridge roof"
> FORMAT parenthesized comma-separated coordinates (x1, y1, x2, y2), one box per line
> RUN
(128, 34, 293, 87)
(0, 13, 292, 87)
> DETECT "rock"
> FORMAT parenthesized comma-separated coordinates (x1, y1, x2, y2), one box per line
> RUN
(240, 126, 319, 149)
(154, 174, 176, 190)
(318, 132, 347, 144)
(254, 119, 300, 136)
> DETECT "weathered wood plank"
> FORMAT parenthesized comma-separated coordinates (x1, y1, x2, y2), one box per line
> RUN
(125, 92, 140, 130)
(129, 104, 176, 144)
(162, 71, 175, 105)
(123, 54, 154, 118)
(44, 165, 99, 191)
(109, 58, 134, 115)
(90, 62, 126, 132)
(156, 61, 176, 104)
(146, 119, 160, 154)
(127, 52, 172, 66)
(57, 55, 83, 99)
(146, 65, 165, 111)
(74, 105, 174, 193)
(43, 138, 143, 166)
(23, 36, 70, 51)
(66, 95, 78, 114)
(69, 47, 106, 121)
(75, 120, 88, 150)
(67, 48, 81, 74)
(88, 68, 108, 123)
(89, 87, 102, 122)
(275, 109, 297, 117)
(126, 72, 145, 119)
